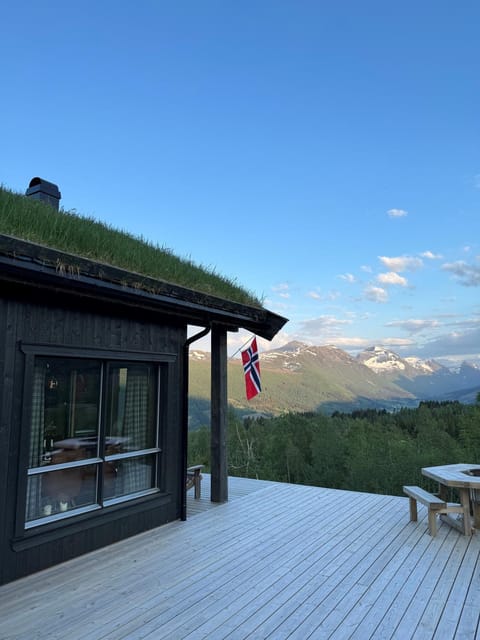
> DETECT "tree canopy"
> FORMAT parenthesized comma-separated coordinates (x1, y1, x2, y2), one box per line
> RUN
(189, 401, 480, 497)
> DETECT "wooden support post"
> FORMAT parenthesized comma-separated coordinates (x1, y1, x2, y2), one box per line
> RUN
(211, 325, 228, 503)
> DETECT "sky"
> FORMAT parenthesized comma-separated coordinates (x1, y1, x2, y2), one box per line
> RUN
(2, 1, 479, 365)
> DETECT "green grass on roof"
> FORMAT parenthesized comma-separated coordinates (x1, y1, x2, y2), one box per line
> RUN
(0, 187, 262, 307)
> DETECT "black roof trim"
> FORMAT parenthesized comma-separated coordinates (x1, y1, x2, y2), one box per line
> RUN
(0, 235, 287, 340)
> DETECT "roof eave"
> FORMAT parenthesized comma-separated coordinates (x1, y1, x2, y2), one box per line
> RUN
(0, 235, 287, 341)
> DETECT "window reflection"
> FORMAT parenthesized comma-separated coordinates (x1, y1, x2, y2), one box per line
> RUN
(104, 455, 156, 501)
(27, 465, 98, 520)
(26, 357, 160, 526)
(38, 358, 101, 466)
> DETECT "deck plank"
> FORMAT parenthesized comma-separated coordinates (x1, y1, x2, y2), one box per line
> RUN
(269, 506, 411, 639)
(411, 534, 473, 639)
(111, 486, 359, 640)
(432, 538, 480, 639)
(0, 477, 479, 640)
(178, 494, 386, 640)
(223, 497, 401, 640)
(453, 549, 480, 639)
(372, 526, 457, 639)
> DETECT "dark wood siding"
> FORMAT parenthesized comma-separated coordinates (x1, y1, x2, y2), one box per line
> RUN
(0, 292, 186, 585)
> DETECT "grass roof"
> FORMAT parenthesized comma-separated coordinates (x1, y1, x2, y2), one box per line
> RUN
(0, 187, 262, 307)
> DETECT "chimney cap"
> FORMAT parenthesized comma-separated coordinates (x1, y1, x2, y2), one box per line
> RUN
(25, 177, 61, 209)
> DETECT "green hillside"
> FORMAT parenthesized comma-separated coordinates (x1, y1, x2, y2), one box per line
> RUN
(188, 345, 416, 428)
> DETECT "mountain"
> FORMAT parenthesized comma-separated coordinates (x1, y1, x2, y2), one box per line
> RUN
(458, 361, 480, 388)
(357, 345, 445, 375)
(187, 341, 480, 428)
(187, 342, 406, 428)
(356, 345, 480, 400)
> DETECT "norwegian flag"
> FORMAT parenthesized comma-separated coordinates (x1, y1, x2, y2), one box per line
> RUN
(241, 337, 261, 400)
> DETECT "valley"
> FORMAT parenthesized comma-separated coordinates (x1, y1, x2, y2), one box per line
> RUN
(188, 342, 480, 428)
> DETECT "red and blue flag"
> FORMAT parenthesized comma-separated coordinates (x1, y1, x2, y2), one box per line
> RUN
(241, 337, 261, 400)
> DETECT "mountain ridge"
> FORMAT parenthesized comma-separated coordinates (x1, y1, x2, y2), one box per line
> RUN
(187, 341, 480, 428)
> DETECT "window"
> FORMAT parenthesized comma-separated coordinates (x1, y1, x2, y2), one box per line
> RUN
(25, 356, 162, 527)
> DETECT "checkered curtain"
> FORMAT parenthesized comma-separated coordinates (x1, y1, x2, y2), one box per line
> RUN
(26, 362, 46, 520)
(122, 366, 150, 493)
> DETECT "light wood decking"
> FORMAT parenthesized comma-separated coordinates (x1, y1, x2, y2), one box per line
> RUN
(1, 476, 479, 639)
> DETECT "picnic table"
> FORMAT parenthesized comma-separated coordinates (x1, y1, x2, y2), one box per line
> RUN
(421, 463, 480, 535)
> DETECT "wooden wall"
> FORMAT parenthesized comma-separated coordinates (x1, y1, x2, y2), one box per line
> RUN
(0, 288, 187, 585)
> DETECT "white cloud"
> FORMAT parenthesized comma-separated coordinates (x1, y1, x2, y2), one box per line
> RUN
(387, 208, 408, 218)
(227, 330, 294, 356)
(267, 283, 293, 305)
(364, 285, 388, 303)
(329, 336, 414, 350)
(256, 331, 293, 353)
(299, 315, 352, 333)
(306, 289, 342, 301)
(377, 272, 408, 287)
(361, 265, 373, 273)
(309, 289, 341, 301)
(385, 319, 440, 334)
(267, 301, 290, 312)
(421, 250, 443, 260)
(296, 315, 352, 345)
(338, 273, 356, 283)
(442, 261, 480, 287)
(327, 336, 372, 350)
(378, 255, 423, 272)
(272, 283, 290, 293)
(417, 327, 480, 360)
(327, 290, 341, 300)
(381, 337, 417, 347)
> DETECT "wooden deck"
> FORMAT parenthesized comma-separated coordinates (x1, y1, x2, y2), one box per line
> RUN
(1, 476, 479, 639)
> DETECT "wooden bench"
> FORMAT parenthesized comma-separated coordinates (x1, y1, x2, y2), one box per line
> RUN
(403, 485, 447, 536)
(186, 465, 204, 500)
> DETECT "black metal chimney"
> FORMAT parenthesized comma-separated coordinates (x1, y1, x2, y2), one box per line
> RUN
(25, 177, 61, 210)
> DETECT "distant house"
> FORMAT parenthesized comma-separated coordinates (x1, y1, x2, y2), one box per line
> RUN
(0, 185, 286, 584)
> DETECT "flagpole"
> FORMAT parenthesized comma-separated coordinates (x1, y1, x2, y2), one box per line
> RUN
(230, 334, 256, 360)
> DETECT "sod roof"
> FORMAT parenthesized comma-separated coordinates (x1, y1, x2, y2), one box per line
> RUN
(0, 186, 287, 340)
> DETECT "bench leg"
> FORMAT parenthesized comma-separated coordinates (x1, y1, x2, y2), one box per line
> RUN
(194, 477, 201, 500)
(427, 508, 438, 536)
(409, 497, 418, 522)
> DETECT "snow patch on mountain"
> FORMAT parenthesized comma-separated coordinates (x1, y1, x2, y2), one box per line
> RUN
(357, 346, 407, 373)
(404, 357, 437, 374)
(190, 350, 208, 361)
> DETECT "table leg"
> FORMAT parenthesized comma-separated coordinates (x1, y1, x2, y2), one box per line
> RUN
(471, 490, 480, 529)
(458, 488, 472, 535)
(438, 483, 448, 501)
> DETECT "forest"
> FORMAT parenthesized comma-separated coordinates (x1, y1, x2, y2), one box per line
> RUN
(188, 400, 480, 497)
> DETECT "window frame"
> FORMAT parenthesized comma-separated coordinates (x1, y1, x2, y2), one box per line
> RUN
(16, 343, 176, 534)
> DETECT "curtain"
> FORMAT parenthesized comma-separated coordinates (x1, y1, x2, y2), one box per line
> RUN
(25, 362, 46, 521)
(121, 366, 151, 493)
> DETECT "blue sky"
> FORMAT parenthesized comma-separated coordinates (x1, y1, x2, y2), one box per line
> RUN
(2, 1, 479, 364)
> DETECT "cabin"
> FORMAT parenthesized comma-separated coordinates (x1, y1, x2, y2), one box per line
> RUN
(0, 182, 287, 585)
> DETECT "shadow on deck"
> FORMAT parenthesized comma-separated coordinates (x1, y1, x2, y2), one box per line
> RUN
(186, 472, 275, 515)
